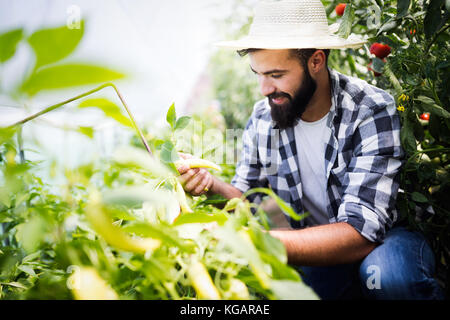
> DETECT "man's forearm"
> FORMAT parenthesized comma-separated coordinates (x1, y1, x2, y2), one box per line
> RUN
(269, 222, 377, 266)
(210, 176, 243, 200)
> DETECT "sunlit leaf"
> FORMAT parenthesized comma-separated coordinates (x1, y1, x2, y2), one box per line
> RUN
(15, 215, 48, 253)
(0, 124, 17, 145)
(77, 126, 94, 138)
(21, 64, 125, 96)
(160, 141, 179, 165)
(175, 116, 191, 131)
(0, 28, 23, 63)
(166, 103, 176, 129)
(27, 21, 84, 70)
(78, 98, 133, 128)
(172, 211, 229, 226)
(122, 221, 195, 252)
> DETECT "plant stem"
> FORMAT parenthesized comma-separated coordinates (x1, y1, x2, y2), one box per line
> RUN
(405, 147, 450, 168)
(17, 126, 25, 164)
(8, 83, 153, 156)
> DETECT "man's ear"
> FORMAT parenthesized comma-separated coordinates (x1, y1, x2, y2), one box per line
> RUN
(309, 50, 327, 74)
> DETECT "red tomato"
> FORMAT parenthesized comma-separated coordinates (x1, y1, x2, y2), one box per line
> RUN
(370, 43, 392, 59)
(420, 113, 430, 121)
(335, 3, 346, 16)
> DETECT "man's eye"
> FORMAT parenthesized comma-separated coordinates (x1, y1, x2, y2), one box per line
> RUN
(271, 74, 282, 79)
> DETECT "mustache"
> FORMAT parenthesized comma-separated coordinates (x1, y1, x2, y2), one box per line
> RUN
(268, 92, 291, 102)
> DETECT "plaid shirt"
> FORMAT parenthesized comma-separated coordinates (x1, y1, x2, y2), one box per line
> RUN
(231, 68, 404, 243)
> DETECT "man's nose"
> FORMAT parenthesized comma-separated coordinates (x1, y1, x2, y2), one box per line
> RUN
(259, 77, 276, 97)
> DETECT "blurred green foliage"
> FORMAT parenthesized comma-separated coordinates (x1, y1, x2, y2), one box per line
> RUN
(0, 20, 316, 300)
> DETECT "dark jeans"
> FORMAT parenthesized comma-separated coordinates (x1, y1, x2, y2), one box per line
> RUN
(298, 227, 445, 300)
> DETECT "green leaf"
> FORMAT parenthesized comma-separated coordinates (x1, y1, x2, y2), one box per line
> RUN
(259, 252, 300, 281)
(175, 116, 191, 131)
(411, 191, 428, 203)
(15, 215, 48, 253)
(244, 188, 306, 221)
(397, 0, 411, 18)
(17, 265, 37, 277)
(22, 251, 41, 263)
(152, 139, 165, 151)
(377, 20, 398, 36)
(78, 98, 133, 128)
(77, 126, 94, 138)
(172, 211, 229, 226)
(160, 141, 179, 164)
(27, 21, 84, 70)
(416, 96, 450, 118)
(0, 126, 17, 145)
(338, 3, 355, 39)
(249, 226, 286, 264)
(166, 103, 176, 129)
(20, 63, 125, 96)
(1, 282, 27, 289)
(400, 118, 417, 154)
(371, 57, 385, 74)
(0, 28, 23, 63)
(122, 221, 195, 252)
(213, 226, 268, 282)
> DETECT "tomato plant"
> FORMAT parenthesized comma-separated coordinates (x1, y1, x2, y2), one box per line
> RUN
(210, 0, 450, 295)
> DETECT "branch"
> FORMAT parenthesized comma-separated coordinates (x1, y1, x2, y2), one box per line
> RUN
(7, 83, 153, 156)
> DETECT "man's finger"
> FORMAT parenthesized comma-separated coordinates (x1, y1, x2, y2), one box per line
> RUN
(185, 169, 208, 192)
(178, 168, 199, 185)
(178, 152, 194, 160)
(194, 173, 210, 195)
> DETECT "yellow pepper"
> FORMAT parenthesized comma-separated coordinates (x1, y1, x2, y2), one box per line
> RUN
(187, 260, 221, 300)
(175, 158, 222, 172)
(68, 267, 118, 300)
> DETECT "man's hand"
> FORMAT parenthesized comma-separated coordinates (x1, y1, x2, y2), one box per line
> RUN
(177, 153, 214, 196)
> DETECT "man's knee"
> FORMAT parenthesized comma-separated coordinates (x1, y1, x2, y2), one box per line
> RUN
(358, 227, 444, 300)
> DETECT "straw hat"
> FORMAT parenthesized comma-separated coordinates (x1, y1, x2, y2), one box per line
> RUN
(215, 0, 367, 50)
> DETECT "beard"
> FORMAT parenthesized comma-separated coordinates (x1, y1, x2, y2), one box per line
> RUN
(268, 68, 317, 129)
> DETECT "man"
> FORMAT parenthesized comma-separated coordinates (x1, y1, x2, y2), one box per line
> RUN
(177, 0, 444, 299)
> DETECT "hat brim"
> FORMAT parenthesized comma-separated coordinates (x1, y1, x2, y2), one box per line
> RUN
(215, 34, 367, 50)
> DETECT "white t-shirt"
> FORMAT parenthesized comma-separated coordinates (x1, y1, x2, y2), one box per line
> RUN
(294, 111, 331, 226)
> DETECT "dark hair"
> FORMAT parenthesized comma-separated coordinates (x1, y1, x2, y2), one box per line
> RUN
(237, 48, 331, 68)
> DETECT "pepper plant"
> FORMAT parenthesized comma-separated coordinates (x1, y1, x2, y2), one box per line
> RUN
(0, 21, 317, 300)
